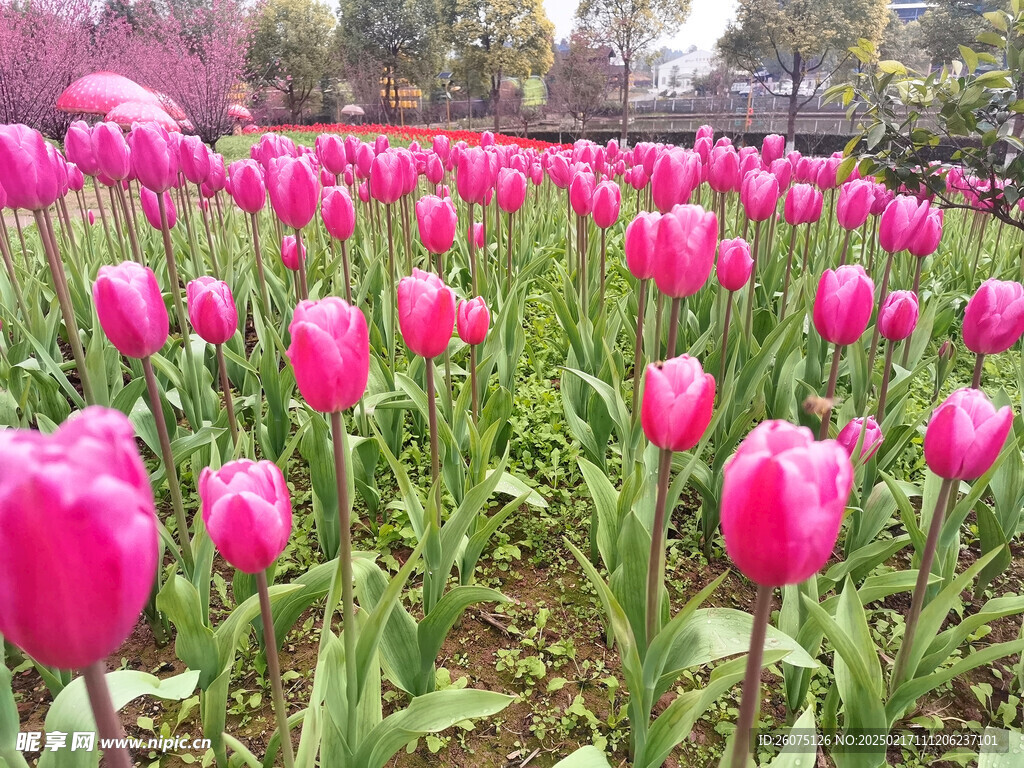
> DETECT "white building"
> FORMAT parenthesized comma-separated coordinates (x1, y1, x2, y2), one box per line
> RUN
(655, 49, 716, 95)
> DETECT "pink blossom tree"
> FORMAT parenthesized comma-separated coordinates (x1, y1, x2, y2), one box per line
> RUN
(0, 0, 252, 145)
(131, 0, 255, 146)
(0, 0, 96, 137)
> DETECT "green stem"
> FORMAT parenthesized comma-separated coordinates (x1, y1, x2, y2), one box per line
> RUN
(506, 212, 514, 290)
(891, 477, 955, 689)
(198, 185, 221, 279)
(216, 344, 239, 444)
(780, 226, 798, 320)
(0, 218, 28, 324)
(34, 210, 95, 405)
(426, 356, 441, 524)
(82, 662, 132, 768)
(114, 183, 142, 263)
(250, 213, 271, 316)
(865, 250, 897, 393)
(818, 344, 842, 440)
(631, 279, 647, 419)
(470, 345, 478, 424)
(329, 411, 358, 745)
(838, 228, 851, 266)
(341, 240, 353, 304)
(294, 228, 308, 302)
(745, 220, 762, 336)
(666, 297, 681, 359)
(719, 292, 734, 389)
(972, 353, 985, 390)
(731, 585, 773, 768)
(142, 356, 194, 572)
(875, 341, 895, 423)
(645, 447, 674, 645)
(256, 571, 295, 768)
(469, 203, 478, 295)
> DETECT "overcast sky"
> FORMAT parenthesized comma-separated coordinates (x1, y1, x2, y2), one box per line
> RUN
(543, 0, 738, 53)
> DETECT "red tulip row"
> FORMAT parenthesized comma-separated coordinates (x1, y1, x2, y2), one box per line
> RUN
(256, 122, 571, 153)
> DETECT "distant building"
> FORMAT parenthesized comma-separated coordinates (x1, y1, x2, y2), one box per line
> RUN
(654, 49, 716, 94)
(890, 0, 933, 21)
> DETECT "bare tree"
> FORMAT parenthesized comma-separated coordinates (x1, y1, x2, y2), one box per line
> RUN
(575, 0, 691, 143)
(550, 33, 610, 138)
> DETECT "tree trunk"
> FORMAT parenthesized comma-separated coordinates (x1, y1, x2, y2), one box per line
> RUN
(785, 50, 802, 151)
(492, 70, 502, 133)
(391, 69, 400, 126)
(620, 57, 631, 145)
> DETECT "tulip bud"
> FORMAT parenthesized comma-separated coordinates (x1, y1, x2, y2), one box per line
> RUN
(315, 134, 346, 176)
(66, 163, 85, 192)
(836, 179, 873, 231)
(187, 277, 238, 345)
(569, 171, 596, 216)
(65, 120, 100, 177)
(877, 290, 919, 342)
(416, 195, 457, 254)
(267, 155, 319, 229)
(924, 388, 1013, 480)
(457, 297, 490, 345)
(456, 147, 490, 205)
(468, 222, 485, 249)
(496, 168, 527, 214)
(878, 195, 930, 254)
(707, 146, 740, 194)
(0, 124, 62, 210)
(179, 135, 211, 185)
(228, 159, 266, 214)
(92, 122, 131, 181)
(140, 187, 176, 230)
(813, 265, 874, 346)
(280, 235, 305, 271)
(93, 261, 169, 359)
(287, 298, 369, 412)
(640, 355, 715, 451)
(199, 460, 292, 574)
(546, 153, 572, 189)
(625, 211, 660, 280)
(716, 238, 753, 292)
(768, 158, 792, 191)
(592, 180, 621, 229)
(741, 170, 780, 222)
(907, 208, 943, 258)
(721, 420, 853, 586)
(816, 156, 841, 191)
(425, 154, 444, 185)
(0, 407, 158, 668)
(784, 183, 823, 226)
(321, 186, 356, 242)
(963, 279, 1024, 355)
(653, 204, 718, 298)
(397, 269, 456, 359)
(837, 416, 883, 462)
(127, 123, 178, 193)
(369, 150, 404, 204)
(870, 184, 894, 216)
(761, 134, 785, 168)
(651, 149, 700, 212)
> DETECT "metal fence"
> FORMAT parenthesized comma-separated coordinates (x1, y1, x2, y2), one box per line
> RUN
(632, 94, 846, 115)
